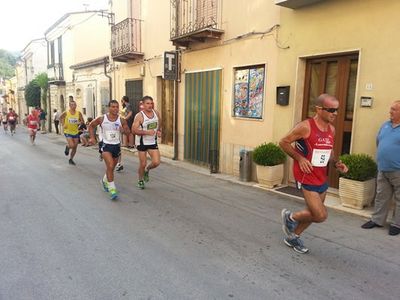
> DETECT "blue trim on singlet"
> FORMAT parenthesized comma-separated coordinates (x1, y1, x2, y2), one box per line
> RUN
(295, 138, 308, 157)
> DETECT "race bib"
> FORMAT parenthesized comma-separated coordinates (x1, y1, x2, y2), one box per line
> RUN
(147, 122, 158, 130)
(311, 149, 331, 167)
(68, 118, 78, 124)
(105, 130, 120, 142)
(9, 117, 15, 121)
(29, 120, 37, 125)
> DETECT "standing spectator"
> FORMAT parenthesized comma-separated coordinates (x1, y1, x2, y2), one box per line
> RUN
(39, 109, 47, 133)
(362, 100, 400, 236)
(121, 96, 134, 148)
(53, 109, 60, 134)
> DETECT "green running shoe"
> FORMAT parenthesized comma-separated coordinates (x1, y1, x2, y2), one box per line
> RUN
(143, 170, 149, 182)
(137, 180, 145, 189)
(101, 179, 109, 192)
(109, 188, 118, 200)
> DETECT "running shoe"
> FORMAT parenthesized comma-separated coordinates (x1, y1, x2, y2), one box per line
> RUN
(64, 145, 70, 156)
(101, 179, 109, 192)
(281, 208, 298, 237)
(143, 170, 149, 182)
(116, 163, 124, 172)
(284, 236, 309, 254)
(109, 188, 118, 200)
(68, 159, 76, 165)
(137, 180, 145, 189)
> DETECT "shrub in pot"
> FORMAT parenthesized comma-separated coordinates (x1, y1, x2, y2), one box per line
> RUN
(253, 142, 286, 188)
(339, 153, 378, 209)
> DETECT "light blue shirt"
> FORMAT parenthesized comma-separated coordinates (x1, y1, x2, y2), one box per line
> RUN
(377, 121, 400, 171)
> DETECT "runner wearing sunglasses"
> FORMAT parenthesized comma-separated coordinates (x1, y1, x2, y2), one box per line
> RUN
(279, 93, 348, 254)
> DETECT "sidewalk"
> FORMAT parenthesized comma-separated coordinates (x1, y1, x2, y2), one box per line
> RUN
(47, 130, 376, 220)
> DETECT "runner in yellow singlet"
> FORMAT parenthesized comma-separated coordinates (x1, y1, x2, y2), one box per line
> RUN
(59, 99, 84, 165)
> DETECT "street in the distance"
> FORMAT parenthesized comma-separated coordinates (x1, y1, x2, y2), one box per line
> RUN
(0, 129, 399, 300)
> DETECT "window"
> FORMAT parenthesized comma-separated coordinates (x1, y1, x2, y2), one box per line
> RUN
(233, 65, 265, 119)
(48, 41, 55, 66)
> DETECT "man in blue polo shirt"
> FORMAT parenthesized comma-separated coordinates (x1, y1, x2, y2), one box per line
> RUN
(362, 100, 400, 236)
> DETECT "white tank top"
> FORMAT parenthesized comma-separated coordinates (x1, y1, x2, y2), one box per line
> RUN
(135, 110, 159, 146)
(101, 114, 122, 145)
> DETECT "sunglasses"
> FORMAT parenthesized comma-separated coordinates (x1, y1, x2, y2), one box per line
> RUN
(317, 106, 338, 113)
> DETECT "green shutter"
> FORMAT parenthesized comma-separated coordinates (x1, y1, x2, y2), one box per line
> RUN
(184, 70, 221, 172)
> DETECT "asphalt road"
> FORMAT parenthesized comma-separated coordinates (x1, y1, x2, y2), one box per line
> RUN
(0, 127, 399, 300)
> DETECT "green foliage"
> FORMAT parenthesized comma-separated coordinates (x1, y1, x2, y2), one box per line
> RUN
(35, 73, 49, 110)
(253, 142, 286, 166)
(24, 80, 41, 107)
(339, 153, 377, 181)
(0, 49, 17, 79)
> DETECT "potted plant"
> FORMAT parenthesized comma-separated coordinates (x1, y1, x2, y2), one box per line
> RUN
(339, 153, 378, 209)
(253, 142, 286, 188)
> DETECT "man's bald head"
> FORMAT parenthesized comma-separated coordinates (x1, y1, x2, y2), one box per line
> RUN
(315, 94, 338, 107)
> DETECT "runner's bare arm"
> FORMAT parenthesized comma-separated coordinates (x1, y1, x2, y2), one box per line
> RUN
(121, 118, 130, 135)
(279, 121, 313, 174)
(79, 112, 85, 124)
(155, 110, 162, 138)
(59, 112, 67, 125)
(88, 116, 103, 144)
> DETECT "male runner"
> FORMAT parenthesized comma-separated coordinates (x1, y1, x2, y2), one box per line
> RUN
(27, 109, 40, 145)
(89, 100, 130, 200)
(6, 108, 18, 135)
(132, 96, 162, 189)
(279, 94, 348, 254)
(59, 99, 84, 165)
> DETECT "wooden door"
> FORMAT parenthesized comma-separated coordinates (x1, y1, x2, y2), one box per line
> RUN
(303, 54, 358, 188)
(160, 79, 174, 145)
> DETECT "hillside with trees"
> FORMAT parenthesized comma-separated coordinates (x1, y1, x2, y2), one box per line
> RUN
(0, 49, 18, 79)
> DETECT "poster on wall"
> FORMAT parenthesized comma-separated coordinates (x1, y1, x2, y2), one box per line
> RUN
(233, 66, 265, 119)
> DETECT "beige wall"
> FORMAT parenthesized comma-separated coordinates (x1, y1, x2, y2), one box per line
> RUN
(276, 0, 400, 162)
(177, 0, 281, 175)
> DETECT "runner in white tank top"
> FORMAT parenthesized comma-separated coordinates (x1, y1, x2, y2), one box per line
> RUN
(89, 100, 130, 200)
(132, 96, 162, 189)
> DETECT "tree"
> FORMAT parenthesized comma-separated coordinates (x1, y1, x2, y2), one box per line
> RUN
(24, 80, 41, 107)
(35, 73, 49, 111)
(0, 49, 17, 79)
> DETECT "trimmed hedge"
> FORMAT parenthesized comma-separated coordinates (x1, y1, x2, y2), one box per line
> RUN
(339, 153, 377, 181)
(253, 142, 286, 166)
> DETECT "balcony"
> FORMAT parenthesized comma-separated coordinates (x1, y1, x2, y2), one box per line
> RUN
(111, 18, 144, 63)
(47, 63, 65, 85)
(170, 0, 224, 47)
(275, 0, 325, 9)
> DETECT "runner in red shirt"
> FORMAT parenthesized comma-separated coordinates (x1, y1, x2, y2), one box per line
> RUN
(279, 94, 348, 254)
(27, 110, 40, 145)
(6, 108, 18, 136)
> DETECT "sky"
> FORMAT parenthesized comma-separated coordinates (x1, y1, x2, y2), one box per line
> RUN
(0, 0, 109, 52)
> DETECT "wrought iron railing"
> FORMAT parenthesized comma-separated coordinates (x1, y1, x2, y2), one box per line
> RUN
(170, 0, 222, 39)
(47, 63, 64, 82)
(111, 18, 142, 58)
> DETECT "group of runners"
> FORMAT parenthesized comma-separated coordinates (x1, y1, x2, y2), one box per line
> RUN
(59, 96, 161, 200)
(6, 92, 354, 254)
(1, 108, 19, 135)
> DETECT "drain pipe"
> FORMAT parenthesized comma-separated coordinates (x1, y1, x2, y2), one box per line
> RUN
(172, 48, 180, 160)
(104, 57, 112, 101)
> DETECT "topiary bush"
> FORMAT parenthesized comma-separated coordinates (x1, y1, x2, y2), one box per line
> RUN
(253, 142, 286, 166)
(339, 153, 377, 181)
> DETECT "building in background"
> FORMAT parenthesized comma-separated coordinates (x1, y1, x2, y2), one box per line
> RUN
(110, 0, 176, 157)
(15, 38, 47, 116)
(44, 11, 111, 121)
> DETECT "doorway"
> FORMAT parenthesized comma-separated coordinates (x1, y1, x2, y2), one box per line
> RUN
(302, 53, 358, 188)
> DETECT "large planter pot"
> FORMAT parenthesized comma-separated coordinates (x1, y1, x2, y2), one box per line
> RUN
(256, 164, 284, 188)
(339, 177, 376, 210)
